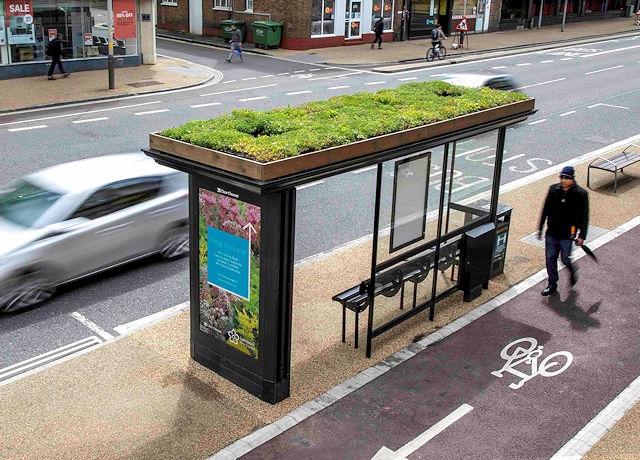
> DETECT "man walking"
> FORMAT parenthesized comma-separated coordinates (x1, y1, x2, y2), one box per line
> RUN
(371, 17, 384, 49)
(46, 33, 70, 80)
(538, 165, 589, 296)
(226, 25, 243, 62)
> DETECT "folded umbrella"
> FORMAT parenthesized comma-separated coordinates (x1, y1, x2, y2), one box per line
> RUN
(577, 243, 598, 262)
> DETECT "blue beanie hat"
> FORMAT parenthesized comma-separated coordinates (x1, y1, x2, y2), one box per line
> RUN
(560, 166, 575, 179)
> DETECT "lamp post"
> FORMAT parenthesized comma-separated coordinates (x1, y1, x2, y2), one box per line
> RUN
(561, 0, 568, 31)
(107, 0, 115, 89)
(537, 0, 544, 29)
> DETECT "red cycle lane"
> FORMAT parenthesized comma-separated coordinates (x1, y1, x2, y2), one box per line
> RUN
(241, 223, 640, 460)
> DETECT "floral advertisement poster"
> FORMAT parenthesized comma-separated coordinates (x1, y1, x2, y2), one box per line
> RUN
(199, 188, 261, 359)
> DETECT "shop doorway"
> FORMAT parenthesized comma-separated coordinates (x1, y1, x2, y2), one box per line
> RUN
(345, 0, 362, 38)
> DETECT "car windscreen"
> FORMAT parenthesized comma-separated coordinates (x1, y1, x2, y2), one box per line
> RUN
(0, 180, 62, 228)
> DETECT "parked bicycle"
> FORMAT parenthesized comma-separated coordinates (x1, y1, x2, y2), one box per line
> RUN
(426, 42, 447, 61)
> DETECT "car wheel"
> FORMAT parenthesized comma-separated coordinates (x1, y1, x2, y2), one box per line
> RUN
(2, 270, 56, 313)
(160, 225, 189, 259)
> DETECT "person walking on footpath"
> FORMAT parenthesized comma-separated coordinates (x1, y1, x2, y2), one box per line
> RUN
(226, 25, 243, 62)
(538, 165, 589, 296)
(371, 17, 384, 49)
(46, 33, 70, 80)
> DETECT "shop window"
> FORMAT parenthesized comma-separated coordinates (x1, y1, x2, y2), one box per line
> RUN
(161, 0, 178, 5)
(371, 0, 393, 30)
(311, 0, 336, 35)
(3, 1, 138, 65)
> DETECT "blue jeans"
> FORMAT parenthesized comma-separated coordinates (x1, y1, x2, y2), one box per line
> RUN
(545, 235, 575, 286)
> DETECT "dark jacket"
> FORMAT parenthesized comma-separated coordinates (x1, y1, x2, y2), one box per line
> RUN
(374, 19, 384, 35)
(539, 182, 589, 240)
(47, 38, 63, 58)
(230, 29, 242, 44)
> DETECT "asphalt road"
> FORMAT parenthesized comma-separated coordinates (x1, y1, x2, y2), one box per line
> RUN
(1, 36, 639, 379)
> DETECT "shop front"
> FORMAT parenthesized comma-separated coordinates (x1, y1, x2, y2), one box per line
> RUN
(0, 0, 149, 80)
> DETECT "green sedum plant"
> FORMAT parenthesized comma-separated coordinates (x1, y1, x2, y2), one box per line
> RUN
(159, 81, 528, 163)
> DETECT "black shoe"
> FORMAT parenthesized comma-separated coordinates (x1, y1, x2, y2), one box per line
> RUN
(541, 284, 557, 297)
(48, 76, 55, 80)
(570, 270, 578, 287)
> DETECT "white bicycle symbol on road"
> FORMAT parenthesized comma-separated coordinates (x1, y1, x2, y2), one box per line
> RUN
(491, 337, 573, 389)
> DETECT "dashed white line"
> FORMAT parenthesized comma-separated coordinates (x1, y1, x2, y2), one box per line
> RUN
(200, 84, 277, 97)
(222, 80, 236, 84)
(560, 57, 574, 61)
(528, 119, 547, 125)
(540, 60, 554, 63)
(134, 109, 170, 116)
(286, 90, 312, 95)
(309, 68, 322, 71)
(241, 77, 257, 80)
(585, 65, 624, 75)
(517, 77, 566, 90)
(516, 63, 531, 66)
(72, 117, 109, 124)
(277, 72, 289, 75)
(398, 77, 418, 81)
(8, 125, 47, 131)
(328, 85, 350, 90)
(239, 96, 269, 102)
(70, 312, 115, 341)
(191, 102, 222, 108)
(260, 74, 274, 78)
(293, 70, 306, 73)
(560, 110, 576, 117)
(366, 81, 387, 85)
(492, 66, 507, 69)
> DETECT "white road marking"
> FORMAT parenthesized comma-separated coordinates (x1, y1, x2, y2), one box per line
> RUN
(502, 153, 525, 163)
(0, 100, 163, 127)
(134, 109, 170, 116)
(239, 96, 268, 102)
(261, 74, 274, 78)
(455, 146, 491, 158)
(277, 72, 289, 75)
(581, 44, 640, 58)
(309, 68, 322, 71)
(222, 80, 236, 84)
(540, 60, 554, 63)
(397, 77, 418, 81)
(191, 102, 222, 108)
(528, 119, 547, 125)
(492, 65, 507, 69)
(588, 103, 628, 110)
(114, 302, 189, 336)
(293, 70, 306, 73)
(309, 71, 364, 81)
(296, 180, 325, 190)
(429, 73, 448, 77)
(560, 110, 576, 116)
(70, 312, 115, 341)
(328, 85, 350, 90)
(372, 404, 474, 459)
(366, 81, 387, 86)
(585, 65, 624, 75)
(286, 90, 312, 95)
(71, 117, 109, 124)
(8, 125, 47, 131)
(0, 336, 103, 386)
(559, 57, 574, 61)
(517, 77, 565, 90)
(516, 63, 531, 66)
(241, 77, 257, 81)
(200, 83, 278, 97)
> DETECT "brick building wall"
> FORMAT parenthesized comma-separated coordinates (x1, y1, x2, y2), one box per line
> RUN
(487, 0, 503, 31)
(157, 1, 190, 31)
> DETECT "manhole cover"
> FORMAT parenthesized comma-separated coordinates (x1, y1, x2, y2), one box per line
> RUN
(126, 80, 163, 88)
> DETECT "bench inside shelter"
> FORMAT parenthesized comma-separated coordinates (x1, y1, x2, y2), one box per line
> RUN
(587, 143, 640, 193)
(332, 239, 461, 348)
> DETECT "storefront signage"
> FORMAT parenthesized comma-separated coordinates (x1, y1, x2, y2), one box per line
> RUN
(113, 0, 136, 39)
(198, 188, 261, 359)
(5, 0, 35, 45)
(84, 33, 92, 45)
(48, 28, 56, 40)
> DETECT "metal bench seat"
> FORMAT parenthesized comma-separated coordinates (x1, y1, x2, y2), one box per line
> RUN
(588, 144, 640, 193)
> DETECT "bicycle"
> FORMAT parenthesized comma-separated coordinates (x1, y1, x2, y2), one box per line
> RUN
(426, 42, 447, 61)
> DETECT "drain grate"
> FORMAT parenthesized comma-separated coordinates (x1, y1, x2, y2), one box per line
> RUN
(521, 225, 609, 248)
(126, 80, 163, 88)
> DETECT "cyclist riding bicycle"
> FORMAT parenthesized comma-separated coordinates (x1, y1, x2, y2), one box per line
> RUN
(430, 25, 447, 52)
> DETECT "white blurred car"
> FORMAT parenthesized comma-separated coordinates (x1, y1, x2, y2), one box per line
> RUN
(441, 72, 520, 92)
(0, 153, 188, 312)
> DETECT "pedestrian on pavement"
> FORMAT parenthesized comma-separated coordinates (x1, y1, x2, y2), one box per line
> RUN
(46, 33, 70, 80)
(226, 25, 243, 62)
(371, 17, 384, 49)
(538, 165, 589, 296)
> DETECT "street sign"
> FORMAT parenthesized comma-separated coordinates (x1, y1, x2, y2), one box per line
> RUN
(455, 17, 468, 31)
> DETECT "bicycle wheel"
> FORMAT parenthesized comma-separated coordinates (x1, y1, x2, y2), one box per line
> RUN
(426, 48, 435, 62)
(437, 46, 447, 60)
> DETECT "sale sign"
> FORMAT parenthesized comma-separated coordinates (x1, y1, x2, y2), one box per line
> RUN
(113, 0, 136, 39)
(5, 0, 35, 45)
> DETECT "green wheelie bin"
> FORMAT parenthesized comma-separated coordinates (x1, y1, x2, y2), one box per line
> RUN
(251, 21, 283, 49)
(221, 19, 245, 42)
